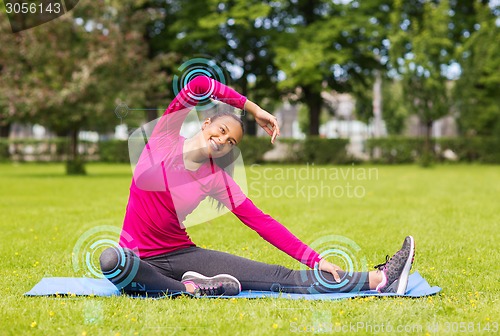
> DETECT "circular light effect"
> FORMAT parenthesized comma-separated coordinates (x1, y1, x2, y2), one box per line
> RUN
(300, 235, 368, 293)
(72, 225, 139, 290)
(72, 225, 121, 278)
(172, 58, 226, 111)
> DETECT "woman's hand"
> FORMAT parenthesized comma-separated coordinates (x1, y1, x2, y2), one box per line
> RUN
(244, 100, 280, 143)
(254, 108, 280, 143)
(318, 259, 343, 283)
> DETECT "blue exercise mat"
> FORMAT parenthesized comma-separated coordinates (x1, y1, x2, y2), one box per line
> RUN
(25, 272, 440, 299)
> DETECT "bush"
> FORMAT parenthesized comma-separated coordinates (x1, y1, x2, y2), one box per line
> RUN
(98, 140, 130, 163)
(366, 136, 500, 164)
(437, 137, 500, 163)
(480, 137, 500, 163)
(237, 136, 274, 164)
(279, 137, 350, 164)
(66, 158, 86, 175)
(366, 137, 426, 164)
(301, 137, 350, 164)
(278, 138, 303, 162)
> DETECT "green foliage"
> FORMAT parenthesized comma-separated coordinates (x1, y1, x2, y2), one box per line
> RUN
(237, 136, 273, 164)
(390, 0, 453, 124)
(0, 0, 165, 172)
(148, 0, 282, 132)
(453, 3, 500, 137)
(65, 158, 86, 175)
(98, 140, 130, 163)
(280, 137, 350, 164)
(381, 78, 409, 135)
(366, 137, 425, 164)
(302, 137, 350, 164)
(0, 139, 9, 162)
(388, 0, 455, 161)
(352, 76, 409, 136)
(438, 137, 500, 164)
(367, 136, 500, 164)
(273, 0, 391, 135)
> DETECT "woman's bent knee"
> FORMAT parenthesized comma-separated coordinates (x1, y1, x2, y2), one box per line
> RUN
(99, 246, 122, 274)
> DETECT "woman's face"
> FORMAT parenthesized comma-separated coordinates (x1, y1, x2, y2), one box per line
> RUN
(201, 116, 243, 158)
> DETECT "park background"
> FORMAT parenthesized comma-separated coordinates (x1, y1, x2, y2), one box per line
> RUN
(0, 0, 499, 335)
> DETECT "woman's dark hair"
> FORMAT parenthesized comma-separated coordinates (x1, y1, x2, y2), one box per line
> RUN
(209, 111, 245, 211)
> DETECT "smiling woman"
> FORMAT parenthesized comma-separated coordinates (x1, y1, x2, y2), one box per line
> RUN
(184, 111, 245, 171)
(99, 75, 412, 297)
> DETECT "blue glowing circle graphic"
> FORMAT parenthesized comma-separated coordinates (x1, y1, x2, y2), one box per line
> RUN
(172, 58, 227, 111)
(72, 225, 139, 289)
(300, 235, 368, 293)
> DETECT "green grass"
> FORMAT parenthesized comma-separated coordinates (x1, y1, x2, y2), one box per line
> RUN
(1, 163, 499, 335)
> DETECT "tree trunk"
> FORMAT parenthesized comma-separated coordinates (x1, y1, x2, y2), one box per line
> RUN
(0, 122, 11, 138)
(303, 86, 322, 136)
(66, 128, 86, 175)
(71, 128, 78, 160)
(244, 113, 257, 136)
(239, 74, 257, 136)
(421, 119, 434, 167)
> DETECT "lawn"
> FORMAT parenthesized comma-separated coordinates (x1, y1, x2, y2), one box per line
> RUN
(1, 163, 499, 335)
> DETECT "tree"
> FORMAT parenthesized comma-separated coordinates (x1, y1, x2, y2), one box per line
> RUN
(389, 0, 454, 164)
(274, 0, 391, 136)
(133, 0, 395, 137)
(0, 0, 165, 173)
(454, 2, 500, 137)
(200, 0, 283, 134)
(144, 0, 282, 134)
(353, 75, 409, 136)
(381, 78, 409, 135)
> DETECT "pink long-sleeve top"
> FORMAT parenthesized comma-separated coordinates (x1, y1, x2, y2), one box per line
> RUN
(119, 75, 322, 268)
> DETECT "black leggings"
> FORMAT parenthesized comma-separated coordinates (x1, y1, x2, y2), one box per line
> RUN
(99, 246, 370, 297)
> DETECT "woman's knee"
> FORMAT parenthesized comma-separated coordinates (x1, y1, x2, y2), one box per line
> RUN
(99, 246, 122, 274)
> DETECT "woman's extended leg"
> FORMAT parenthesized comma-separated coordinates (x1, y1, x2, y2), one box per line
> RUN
(145, 246, 377, 294)
(99, 246, 186, 296)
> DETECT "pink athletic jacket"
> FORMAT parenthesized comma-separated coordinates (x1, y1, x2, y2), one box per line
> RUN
(119, 75, 321, 268)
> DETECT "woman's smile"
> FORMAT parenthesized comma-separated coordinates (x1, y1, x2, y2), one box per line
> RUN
(209, 138, 221, 152)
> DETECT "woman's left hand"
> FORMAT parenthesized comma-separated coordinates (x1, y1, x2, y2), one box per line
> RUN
(318, 259, 343, 283)
(254, 108, 280, 143)
(244, 100, 280, 143)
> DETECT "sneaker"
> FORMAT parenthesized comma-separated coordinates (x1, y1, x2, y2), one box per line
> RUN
(374, 236, 415, 295)
(181, 271, 241, 297)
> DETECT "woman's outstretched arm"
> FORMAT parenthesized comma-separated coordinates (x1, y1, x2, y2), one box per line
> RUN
(211, 168, 343, 282)
(152, 75, 279, 143)
(231, 198, 342, 282)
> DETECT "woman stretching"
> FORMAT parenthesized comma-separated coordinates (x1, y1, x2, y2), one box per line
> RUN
(100, 75, 415, 297)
